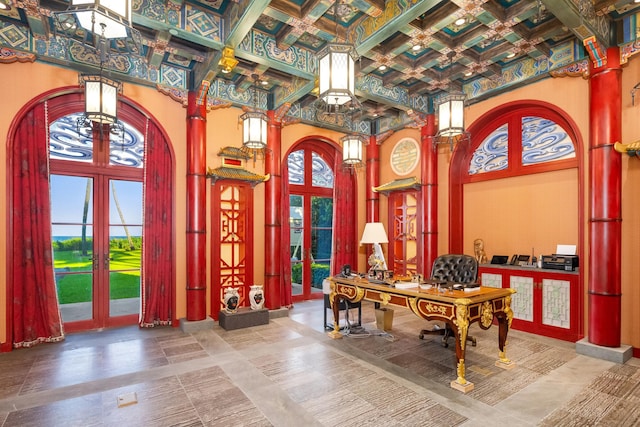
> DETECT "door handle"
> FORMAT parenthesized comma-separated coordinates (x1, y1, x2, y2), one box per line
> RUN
(104, 253, 110, 270)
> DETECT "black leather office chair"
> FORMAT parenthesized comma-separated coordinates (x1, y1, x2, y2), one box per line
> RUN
(419, 254, 478, 347)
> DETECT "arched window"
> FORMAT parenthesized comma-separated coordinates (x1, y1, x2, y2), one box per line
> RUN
(449, 101, 583, 257)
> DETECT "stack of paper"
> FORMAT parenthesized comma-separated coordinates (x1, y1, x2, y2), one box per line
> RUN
(394, 282, 420, 289)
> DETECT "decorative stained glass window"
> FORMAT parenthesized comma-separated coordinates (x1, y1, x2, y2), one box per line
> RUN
(522, 116, 575, 165)
(469, 115, 576, 176)
(49, 113, 144, 168)
(312, 152, 334, 188)
(287, 150, 334, 188)
(469, 123, 508, 175)
(288, 150, 304, 185)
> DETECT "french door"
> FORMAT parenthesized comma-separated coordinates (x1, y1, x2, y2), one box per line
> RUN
(288, 147, 335, 302)
(49, 113, 144, 331)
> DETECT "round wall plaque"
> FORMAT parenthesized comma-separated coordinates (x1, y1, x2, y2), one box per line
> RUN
(390, 137, 420, 176)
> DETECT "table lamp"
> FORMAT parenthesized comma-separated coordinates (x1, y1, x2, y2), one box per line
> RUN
(360, 222, 389, 273)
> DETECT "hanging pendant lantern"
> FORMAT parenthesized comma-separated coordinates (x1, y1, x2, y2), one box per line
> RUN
(436, 92, 466, 137)
(68, 0, 133, 39)
(81, 74, 121, 124)
(318, 43, 358, 109)
(341, 133, 365, 165)
(241, 74, 268, 150)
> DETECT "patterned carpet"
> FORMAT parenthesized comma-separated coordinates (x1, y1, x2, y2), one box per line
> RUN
(335, 307, 578, 407)
(539, 363, 640, 426)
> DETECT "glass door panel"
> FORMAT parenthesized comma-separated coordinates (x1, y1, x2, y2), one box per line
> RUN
(108, 180, 142, 318)
(51, 175, 95, 322)
(290, 195, 304, 296)
(311, 196, 333, 294)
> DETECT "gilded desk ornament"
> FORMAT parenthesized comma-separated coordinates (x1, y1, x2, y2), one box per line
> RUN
(455, 303, 470, 351)
(423, 301, 448, 316)
(408, 297, 419, 315)
(456, 359, 467, 385)
(480, 301, 494, 328)
(380, 293, 391, 305)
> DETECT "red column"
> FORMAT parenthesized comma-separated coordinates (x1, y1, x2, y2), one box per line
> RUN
(589, 47, 622, 346)
(264, 110, 282, 309)
(420, 114, 437, 276)
(185, 91, 207, 321)
(366, 135, 380, 223)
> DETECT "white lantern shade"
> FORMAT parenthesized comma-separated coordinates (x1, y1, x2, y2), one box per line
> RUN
(70, 0, 132, 39)
(437, 93, 466, 137)
(83, 75, 120, 124)
(341, 134, 364, 165)
(241, 111, 268, 149)
(318, 43, 356, 106)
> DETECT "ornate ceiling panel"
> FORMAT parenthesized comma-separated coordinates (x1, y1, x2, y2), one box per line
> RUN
(2, 0, 640, 134)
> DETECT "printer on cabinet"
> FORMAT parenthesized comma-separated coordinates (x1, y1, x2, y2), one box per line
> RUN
(541, 254, 579, 271)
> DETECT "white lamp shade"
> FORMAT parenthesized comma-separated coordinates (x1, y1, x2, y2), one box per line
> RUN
(84, 75, 119, 124)
(318, 44, 356, 106)
(71, 0, 132, 39)
(241, 111, 268, 149)
(437, 93, 465, 137)
(342, 134, 364, 165)
(360, 222, 388, 245)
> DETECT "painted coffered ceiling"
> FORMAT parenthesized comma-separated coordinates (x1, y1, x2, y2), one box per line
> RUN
(2, 0, 640, 134)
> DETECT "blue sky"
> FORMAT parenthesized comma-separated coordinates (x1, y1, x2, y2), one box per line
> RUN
(50, 175, 142, 237)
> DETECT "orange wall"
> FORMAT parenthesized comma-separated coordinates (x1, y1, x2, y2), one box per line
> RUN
(4, 53, 640, 349)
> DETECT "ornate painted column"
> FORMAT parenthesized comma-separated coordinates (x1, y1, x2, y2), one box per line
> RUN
(366, 135, 380, 223)
(186, 86, 208, 321)
(420, 114, 437, 277)
(264, 110, 282, 309)
(588, 47, 622, 347)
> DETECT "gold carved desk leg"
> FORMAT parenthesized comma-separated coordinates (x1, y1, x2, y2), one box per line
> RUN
(327, 284, 343, 340)
(450, 304, 474, 393)
(495, 295, 516, 370)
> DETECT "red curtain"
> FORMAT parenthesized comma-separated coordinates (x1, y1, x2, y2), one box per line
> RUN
(280, 161, 293, 308)
(11, 102, 65, 348)
(331, 159, 357, 275)
(140, 120, 174, 327)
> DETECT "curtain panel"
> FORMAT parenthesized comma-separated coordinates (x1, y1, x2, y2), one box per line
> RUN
(140, 120, 174, 327)
(11, 102, 65, 348)
(331, 160, 357, 275)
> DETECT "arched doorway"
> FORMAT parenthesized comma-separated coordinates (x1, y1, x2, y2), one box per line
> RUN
(283, 137, 357, 303)
(7, 88, 175, 344)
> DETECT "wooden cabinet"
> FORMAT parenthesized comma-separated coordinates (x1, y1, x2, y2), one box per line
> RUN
(478, 265, 583, 342)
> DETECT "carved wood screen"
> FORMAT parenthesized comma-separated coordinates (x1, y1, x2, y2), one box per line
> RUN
(388, 191, 420, 276)
(211, 181, 253, 319)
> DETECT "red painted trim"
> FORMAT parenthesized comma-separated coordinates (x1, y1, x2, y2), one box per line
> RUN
(283, 135, 352, 303)
(5, 87, 178, 348)
(264, 110, 282, 308)
(366, 137, 379, 223)
(449, 100, 585, 340)
(588, 47, 622, 347)
(421, 115, 437, 276)
(186, 91, 208, 321)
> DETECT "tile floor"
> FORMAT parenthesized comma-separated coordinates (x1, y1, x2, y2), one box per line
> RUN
(0, 299, 635, 426)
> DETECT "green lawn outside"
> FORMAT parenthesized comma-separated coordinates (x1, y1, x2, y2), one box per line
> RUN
(54, 246, 141, 304)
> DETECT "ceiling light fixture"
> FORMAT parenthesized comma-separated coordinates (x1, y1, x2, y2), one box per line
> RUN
(506, 51, 516, 58)
(454, 17, 466, 26)
(378, 64, 387, 71)
(315, 0, 361, 117)
(434, 51, 468, 150)
(65, 0, 133, 40)
(219, 47, 238, 74)
(240, 74, 268, 150)
(412, 44, 422, 51)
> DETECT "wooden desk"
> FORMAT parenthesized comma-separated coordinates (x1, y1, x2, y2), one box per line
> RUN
(328, 276, 516, 393)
